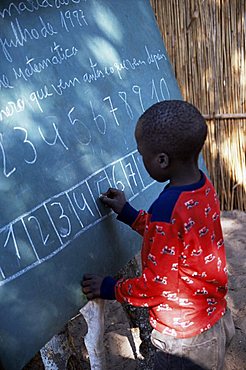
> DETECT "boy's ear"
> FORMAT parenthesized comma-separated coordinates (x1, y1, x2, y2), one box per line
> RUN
(158, 153, 169, 168)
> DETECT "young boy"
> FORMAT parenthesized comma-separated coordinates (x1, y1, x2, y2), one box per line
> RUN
(82, 100, 235, 369)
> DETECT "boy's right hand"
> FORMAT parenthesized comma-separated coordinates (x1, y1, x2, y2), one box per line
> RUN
(99, 188, 126, 214)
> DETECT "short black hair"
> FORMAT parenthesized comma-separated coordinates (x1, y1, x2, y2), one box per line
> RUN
(138, 100, 207, 161)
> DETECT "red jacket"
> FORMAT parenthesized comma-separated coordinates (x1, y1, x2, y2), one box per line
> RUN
(115, 173, 228, 338)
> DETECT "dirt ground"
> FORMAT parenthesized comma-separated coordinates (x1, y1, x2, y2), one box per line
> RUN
(25, 210, 246, 370)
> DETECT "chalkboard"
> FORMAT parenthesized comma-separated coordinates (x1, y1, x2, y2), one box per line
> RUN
(0, 1, 207, 369)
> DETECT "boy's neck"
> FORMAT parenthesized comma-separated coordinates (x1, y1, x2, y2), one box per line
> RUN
(168, 162, 201, 187)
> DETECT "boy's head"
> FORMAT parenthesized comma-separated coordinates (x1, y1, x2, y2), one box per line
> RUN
(135, 100, 207, 182)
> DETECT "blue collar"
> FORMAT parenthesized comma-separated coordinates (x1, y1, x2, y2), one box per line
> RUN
(164, 171, 206, 192)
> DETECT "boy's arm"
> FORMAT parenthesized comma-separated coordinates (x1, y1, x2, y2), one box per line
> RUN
(117, 202, 150, 236)
(100, 188, 149, 236)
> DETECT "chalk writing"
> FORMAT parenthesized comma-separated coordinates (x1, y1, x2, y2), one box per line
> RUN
(90, 100, 107, 135)
(0, 0, 178, 297)
(145, 45, 167, 69)
(0, 1, 85, 19)
(0, 133, 16, 177)
(38, 122, 69, 150)
(103, 96, 120, 126)
(60, 8, 88, 31)
(82, 46, 166, 84)
(0, 16, 58, 62)
(0, 73, 13, 89)
(0, 45, 168, 122)
(27, 215, 50, 245)
(0, 149, 155, 286)
(0, 98, 25, 121)
(0, 76, 170, 179)
(14, 127, 37, 164)
(12, 42, 78, 82)
(67, 106, 91, 145)
(51, 75, 81, 96)
(132, 85, 145, 112)
(29, 84, 54, 112)
(118, 91, 134, 119)
(0, 2, 183, 368)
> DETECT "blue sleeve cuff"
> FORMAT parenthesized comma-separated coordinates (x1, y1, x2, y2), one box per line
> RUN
(117, 202, 139, 226)
(100, 276, 117, 300)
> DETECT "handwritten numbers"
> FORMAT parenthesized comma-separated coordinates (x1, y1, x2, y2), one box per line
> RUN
(0, 220, 41, 280)
(51, 202, 71, 238)
(68, 107, 91, 145)
(70, 182, 102, 228)
(60, 10, 74, 31)
(73, 10, 88, 27)
(95, 172, 112, 199)
(60, 9, 88, 32)
(103, 96, 120, 126)
(14, 127, 37, 164)
(151, 78, 170, 102)
(3, 225, 20, 260)
(106, 161, 134, 200)
(87, 171, 112, 217)
(0, 133, 16, 178)
(125, 162, 138, 188)
(90, 101, 106, 135)
(151, 78, 160, 102)
(118, 92, 133, 119)
(160, 78, 170, 100)
(73, 191, 94, 217)
(38, 122, 69, 150)
(0, 224, 21, 279)
(132, 85, 145, 113)
(28, 216, 49, 246)
(46, 195, 84, 243)
(112, 164, 125, 191)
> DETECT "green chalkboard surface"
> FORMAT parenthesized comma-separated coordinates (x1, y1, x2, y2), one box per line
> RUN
(0, 1, 207, 368)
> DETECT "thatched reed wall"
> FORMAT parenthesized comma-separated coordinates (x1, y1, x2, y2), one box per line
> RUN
(150, 0, 246, 211)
